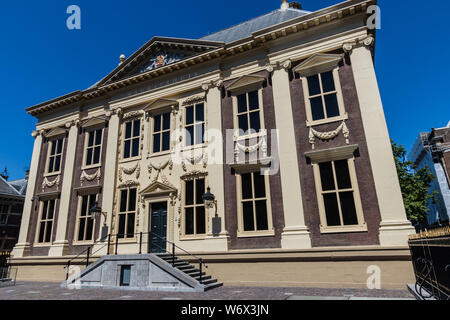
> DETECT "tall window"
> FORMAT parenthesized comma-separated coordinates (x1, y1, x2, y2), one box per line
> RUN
(236, 90, 262, 136)
(118, 188, 136, 239)
(77, 194, 97, 242)
(38, 199, 56, 243)
(152, 112, 171, 153)
(0, 204, 9, 225)
(85, 129, 103, 166)
(123, 119, 141, 159)
(47, 138, 64, 174)
(239, 172, 271, 232)
(306, 71, 342, 122)
(317, 160, 360, 227)
(185, 103, 205, 147)
(184, 178, 206, 236)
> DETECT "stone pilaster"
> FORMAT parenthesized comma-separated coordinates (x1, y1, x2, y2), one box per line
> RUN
(11, 130, 44, 258)
(49, 120, 80, 257)
(345, 36, 415, 246)
(269, 61, 312, 249)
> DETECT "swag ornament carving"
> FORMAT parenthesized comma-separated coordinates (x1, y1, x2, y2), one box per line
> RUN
(80, 169, 101, 186)
(42, 176, 60, 191)
(309, 121, 350, 150)
(234, 137, 268, 161)
(119, 163, 140, 182)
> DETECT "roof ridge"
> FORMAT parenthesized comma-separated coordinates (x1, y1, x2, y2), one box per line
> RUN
(0, 175, 22, 196)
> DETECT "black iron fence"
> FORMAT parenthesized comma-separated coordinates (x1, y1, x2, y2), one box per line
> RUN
(0, 251, 10, 268)
(409, 227, 450, 300)
(65, 232, 204, 283)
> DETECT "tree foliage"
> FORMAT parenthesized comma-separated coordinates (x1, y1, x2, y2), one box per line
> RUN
(392, 140, 437, 226)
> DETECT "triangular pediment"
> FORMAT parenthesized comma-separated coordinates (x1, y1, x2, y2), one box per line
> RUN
(81, 116, 107, 129)
(294, 54, 343, 77)
(44, 127, 67, 139)
(96, 37, 223, 87)
(144, 98, 179, 114)
(140, 181, 177, 197)
(226, 75, 266, 93)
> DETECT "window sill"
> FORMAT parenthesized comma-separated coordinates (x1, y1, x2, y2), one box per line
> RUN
(181, 144, 207, 153)
(319, 223, 368, 234)
(306, 113, 349, 127)
(119, 156, 142, 164)
(179, 235, 207, 241)
(44, 172, 61, 178)
(233, 131, 267, 142)
(81, 164, 102, 171)
(147, 150, 172, 159)
(236, 230, 275, 238)
(72, 241, 95, 246)
(33, 243, 52, 248)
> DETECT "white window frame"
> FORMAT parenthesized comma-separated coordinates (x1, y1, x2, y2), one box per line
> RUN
(117, 188, 137, 241)
(45, 138, 64, 176)
(236, 170, 274, 238)
(122, 118, 142, 161)
(311, 154, 367, 234)
(301, 68, 348, 127)
(36, 199, 57, 244)
(74, 193, 98, 244)
(184, 103, 206, 148)
(232, 89, 266, 141)
(82, 128, 104, 170)
(181, 176, 208, 239)
(150, 111, 172, 156)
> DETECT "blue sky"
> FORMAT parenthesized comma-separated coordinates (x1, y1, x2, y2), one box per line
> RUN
(0, 0, 448, 181)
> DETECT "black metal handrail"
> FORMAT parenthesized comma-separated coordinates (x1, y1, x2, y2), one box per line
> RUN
(65, 231, 206, 284)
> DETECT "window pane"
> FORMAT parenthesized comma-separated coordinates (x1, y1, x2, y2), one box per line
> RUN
(45, 221, 53, 243)
(196, 179, 205, 205)
(153, 134, 161, 153)
(54, 155, 61, 172)
(154, 115, 161, 132)
(95, 130, 102, 145)
(120, 190, 128, 212)
(243, 202, 255, 231)
(48, 157, 54, 173)
(81, 196, 88, 217)
(321, 71, 335, 93)
(42, 201, 49, 220)
(51, 141, 57, 155)
(118, 214, 126, 238)
(195, 104, 204, 122)
(238, 114, 249, 134)
(319, 162, 335, 191)
(186, 126, 194, 147)
(248, 91, 259, 111)
(324, 93, 340, 118)
(195, 124, 204, 145)
(163, 113, 170, 130)
(196, 207, 206, 234)
(241, 173, 253, 200)
(132, 138, 140, 157)
(86, 218, 94, 240)
(340, 192, 358, 225)
(185, 208, 194, 235)
(88, 131, 95, 147)
(128, 189, 137, 212)
(255, 200, 268, 230)
(78, 218, 85, 241)
(237, 94, 247, 113)
(39, 222, 46, 243)
(48, 200, 55, 219)
(249, 112, 261, 133)
(57, 139, 63, 154)
(185, 180, 194, 205)
(162, 132, 170, 151)
(89, 194, 97, 210)
(335, 160, 352, 189)
(323, 193, 341, 227)
(127, 213, 135, 237)
(310, 97, 325, 121)
(133, 120, 141, 138)
(125, 122, 132, 139)
(86, 148, 93, 166)
(124, 140, 131, 159)
(253, 173, 266, 198)
(93, 146, 101, 164)
(186, 106, 194, 125)
(307, 75, 321, 96)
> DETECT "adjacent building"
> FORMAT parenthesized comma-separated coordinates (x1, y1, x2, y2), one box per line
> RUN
(409, 122, 450, 227)
(11, 0, 416, 288)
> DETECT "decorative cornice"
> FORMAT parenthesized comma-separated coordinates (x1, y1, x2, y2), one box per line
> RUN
(182, 94, 207, 106)
(180, 170, 208, 180)
(122, 110, 144, 120)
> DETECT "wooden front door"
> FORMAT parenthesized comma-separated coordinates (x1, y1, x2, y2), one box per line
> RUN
(149, 202, 167, 253)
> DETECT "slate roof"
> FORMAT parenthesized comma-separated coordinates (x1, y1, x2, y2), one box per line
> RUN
(0, 176, 27, 198)
(199, 8, 310, 43)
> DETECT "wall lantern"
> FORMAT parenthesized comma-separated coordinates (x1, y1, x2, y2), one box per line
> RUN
(90, 202, 109, 240)
(203, 187, 222, 235)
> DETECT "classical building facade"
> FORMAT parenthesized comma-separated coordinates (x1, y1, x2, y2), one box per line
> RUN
(409, 122, 450, 227)
(12, 0, 416, 288)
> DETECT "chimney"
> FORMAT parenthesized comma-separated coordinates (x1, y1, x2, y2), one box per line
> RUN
(0, 168, 8, 181)
(289, 2, 302, 10)
(25, 170, 30, 180)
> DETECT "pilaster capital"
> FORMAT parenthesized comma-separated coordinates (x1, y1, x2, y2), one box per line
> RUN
(202, 78, 224, 91)
(31, 130, 44, 138)
(65, 119, 80, 129)
(266, 59, 292, 73)
(343, 35, 375, 54)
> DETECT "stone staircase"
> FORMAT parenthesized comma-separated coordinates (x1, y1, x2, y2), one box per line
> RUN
(156, 253, 223, 291)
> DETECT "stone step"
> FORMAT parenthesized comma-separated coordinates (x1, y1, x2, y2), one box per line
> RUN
(204, 282, 223, 291)
(200, 278, 218, 285)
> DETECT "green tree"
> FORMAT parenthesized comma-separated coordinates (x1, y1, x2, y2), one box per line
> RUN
(391, 140, 437, 227)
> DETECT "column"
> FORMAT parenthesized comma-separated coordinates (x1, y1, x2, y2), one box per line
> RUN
(203, 79, 229, 251)
(347, 36, 415, 246)
(49, 121, 79, 256)
(11, 130, 43, 258)
(270, 61, 312, 249)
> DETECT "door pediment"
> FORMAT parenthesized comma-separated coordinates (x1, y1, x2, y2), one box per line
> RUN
(140, 181, 177, 197)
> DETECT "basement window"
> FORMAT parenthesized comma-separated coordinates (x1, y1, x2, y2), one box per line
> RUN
(120, 265, 131, 287)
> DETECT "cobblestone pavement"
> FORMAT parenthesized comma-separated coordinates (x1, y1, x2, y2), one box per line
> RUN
(0, 282, 414, 300)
